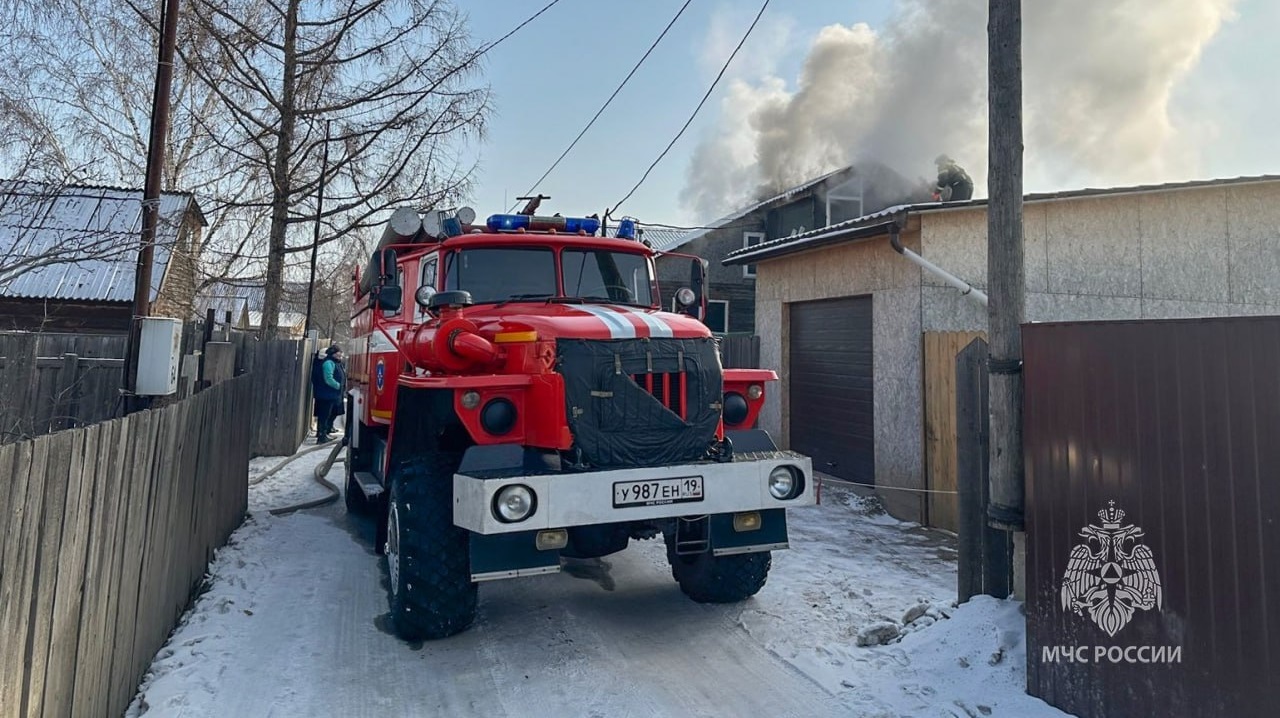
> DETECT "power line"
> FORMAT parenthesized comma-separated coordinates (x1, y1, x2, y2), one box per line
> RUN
(609, 0, 769, 215)
(480, 0, 564, 55)
(508, 0, 695, 212)
(316, 0, 564, 123)
(632, 219, 754, 232)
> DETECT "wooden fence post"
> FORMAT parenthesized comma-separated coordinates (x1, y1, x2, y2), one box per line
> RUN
(54, 352, 81, 431)
(1, 334, 39, 441)
(956, 336, 1014, 602)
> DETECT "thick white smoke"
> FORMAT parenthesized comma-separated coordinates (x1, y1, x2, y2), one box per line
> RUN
(682, 0, 1238, 219)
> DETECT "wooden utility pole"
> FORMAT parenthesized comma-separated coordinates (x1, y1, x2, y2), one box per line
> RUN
(985, 0, 1024, 594)
(122, 0, 181, 413)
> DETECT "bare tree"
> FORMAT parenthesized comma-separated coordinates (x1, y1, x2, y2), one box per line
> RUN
(0, 0, 487, 330)
(0, 0, 269, 290)
(176, 0, 488, 337)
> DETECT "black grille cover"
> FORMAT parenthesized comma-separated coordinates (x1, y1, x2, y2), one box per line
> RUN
(556, 337, 722, 468)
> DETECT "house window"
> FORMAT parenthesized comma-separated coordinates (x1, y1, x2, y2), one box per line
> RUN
(743, 231, 764, 278)
(705, 299, 729, 333)
(669, 297, 729, 334)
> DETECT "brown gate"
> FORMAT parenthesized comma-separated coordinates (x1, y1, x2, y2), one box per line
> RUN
(1023, 317, 1280, 718)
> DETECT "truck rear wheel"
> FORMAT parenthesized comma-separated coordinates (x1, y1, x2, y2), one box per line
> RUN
(385, 451, 477, 640)
(664, 531, 771, 603)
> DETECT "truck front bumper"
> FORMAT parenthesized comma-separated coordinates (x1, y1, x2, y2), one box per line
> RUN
(452, 450, 815, 535)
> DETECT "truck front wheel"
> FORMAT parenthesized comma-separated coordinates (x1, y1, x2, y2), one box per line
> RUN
(664, 531, 771, 603)
(385, 452, 477, 640)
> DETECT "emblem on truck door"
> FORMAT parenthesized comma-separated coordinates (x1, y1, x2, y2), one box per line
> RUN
(375, 359, 385, 393)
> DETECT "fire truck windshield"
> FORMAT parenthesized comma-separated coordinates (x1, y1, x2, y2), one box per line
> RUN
(562, 249, 652, 306)
(443, 246, 654, 306)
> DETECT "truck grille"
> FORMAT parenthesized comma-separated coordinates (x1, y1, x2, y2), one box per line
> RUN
(631, 372, 686, 419)
(556, 336, 721, 468)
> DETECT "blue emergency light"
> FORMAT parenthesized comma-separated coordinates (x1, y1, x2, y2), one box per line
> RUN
(485, 214, 601, 235)
(615, 218, 637, 240)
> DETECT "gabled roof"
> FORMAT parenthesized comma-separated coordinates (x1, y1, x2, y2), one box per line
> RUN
(724, 173, 1280, 266)
(674, 166, 853, 251)
(0, 181, 203, 302)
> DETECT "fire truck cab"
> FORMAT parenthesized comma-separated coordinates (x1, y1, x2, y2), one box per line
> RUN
(344, 206, 815, 641)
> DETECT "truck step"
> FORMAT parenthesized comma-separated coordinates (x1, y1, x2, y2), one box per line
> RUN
(353, 471, 384, 500)
(674, 517, 710, 556)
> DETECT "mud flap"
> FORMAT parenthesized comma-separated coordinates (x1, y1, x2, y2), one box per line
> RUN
(724, 429, 778, 453)
(469, 530, 562, 582)
(708, 509, 788, 556)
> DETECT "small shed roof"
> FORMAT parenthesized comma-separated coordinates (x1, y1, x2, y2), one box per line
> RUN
(0, 181, 203, 302)
(723, 173, 1280, 266)
(603, 223, 690, 252)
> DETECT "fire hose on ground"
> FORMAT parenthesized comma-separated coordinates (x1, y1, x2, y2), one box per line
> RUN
(248, 438, 346, 516)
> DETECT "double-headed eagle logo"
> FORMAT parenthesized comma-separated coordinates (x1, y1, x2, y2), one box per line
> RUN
(1060, 501, 1163, 636)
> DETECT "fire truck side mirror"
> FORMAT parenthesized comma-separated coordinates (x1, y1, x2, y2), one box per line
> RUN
(370, 284, 403, 313)
(376, 248, 398, 284)
(360, 247, 400, 297)
(365, 247, 402, 312)
(687, 258, 707, 321)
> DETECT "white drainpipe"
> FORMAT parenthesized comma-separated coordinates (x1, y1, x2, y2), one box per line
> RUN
(889, 224, 988, 307)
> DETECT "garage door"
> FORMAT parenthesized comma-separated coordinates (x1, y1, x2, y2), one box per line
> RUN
(788, 296, 874, 484)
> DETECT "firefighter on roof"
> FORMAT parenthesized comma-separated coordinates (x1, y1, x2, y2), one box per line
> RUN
(933, 154, 974, 202)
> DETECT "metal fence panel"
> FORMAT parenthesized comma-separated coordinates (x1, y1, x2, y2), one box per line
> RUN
(1023, 316, 1280, 718)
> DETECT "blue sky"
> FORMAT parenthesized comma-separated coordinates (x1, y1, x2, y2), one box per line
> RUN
(457, 0, 1277, 227)
(456, 0, 889, 227)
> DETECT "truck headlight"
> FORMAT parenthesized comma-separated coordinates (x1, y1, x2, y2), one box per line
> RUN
(493, 484, 535, 523)
(768, 465, 802, 500)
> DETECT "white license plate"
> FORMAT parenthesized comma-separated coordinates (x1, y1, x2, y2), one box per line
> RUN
(612, 476, 704, 508)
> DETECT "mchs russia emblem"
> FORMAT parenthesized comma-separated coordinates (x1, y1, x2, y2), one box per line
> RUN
(1060, 502, 1163, 637)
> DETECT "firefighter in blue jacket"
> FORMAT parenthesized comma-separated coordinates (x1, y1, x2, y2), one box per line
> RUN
(312, 345, 346, 444)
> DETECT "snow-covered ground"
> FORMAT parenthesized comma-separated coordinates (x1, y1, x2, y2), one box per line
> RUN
(128, 445, 1071, 717)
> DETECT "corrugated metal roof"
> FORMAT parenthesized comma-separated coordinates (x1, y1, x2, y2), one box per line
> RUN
(724, 173, 1280, 265)
(247, 310, 306, 329)
(0, 182, 199, 302)
(193, 293, 250, 319)
(198, 279, 312, 307)
(603, 223, 691, 252)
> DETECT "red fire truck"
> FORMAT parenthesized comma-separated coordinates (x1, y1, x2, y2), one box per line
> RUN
(344, 205, 815, 640)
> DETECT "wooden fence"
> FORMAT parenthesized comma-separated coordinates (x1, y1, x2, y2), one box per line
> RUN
(0, 335, 125, 443)
(1023, 317, 1280, 717)
(922, 330, 985, 532)
(0, 375, 252, 718)
(237, 335, 316, 456)
(717, 334, 760, 369)
(0, 330, 315, 457)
